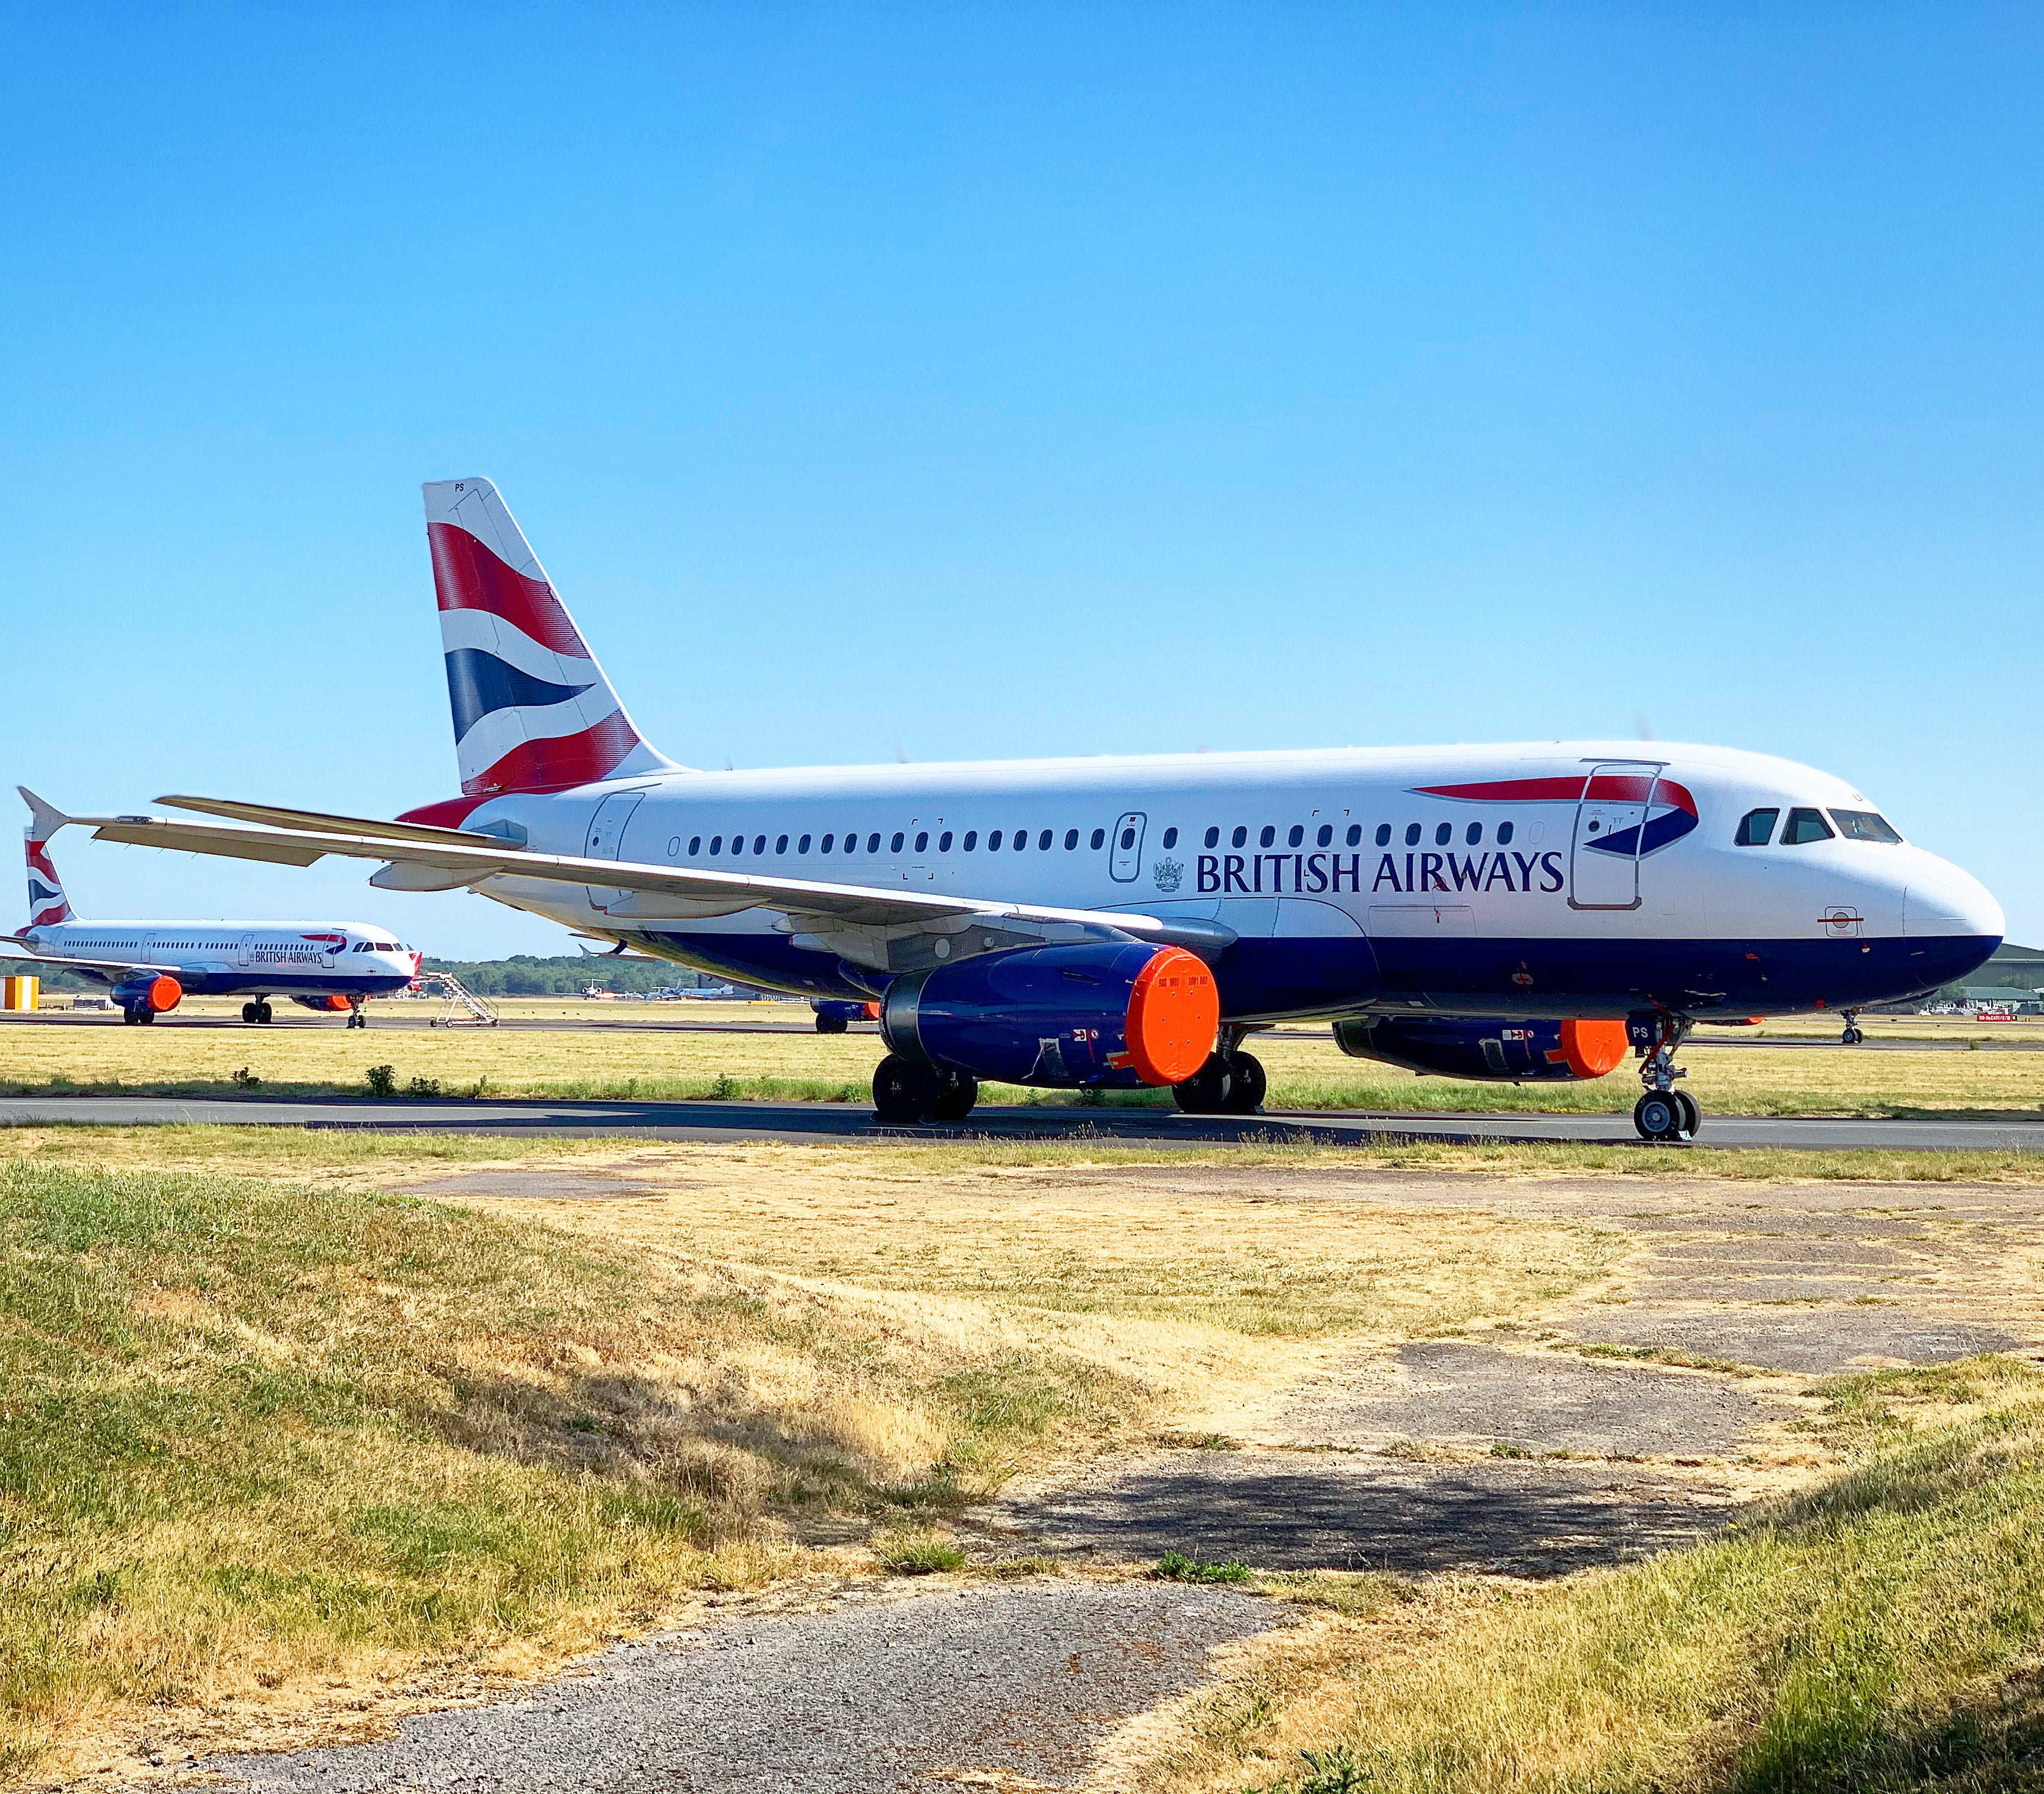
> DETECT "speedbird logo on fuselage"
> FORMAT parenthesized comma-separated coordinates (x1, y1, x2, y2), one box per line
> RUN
(1193, 775, 1699, 898)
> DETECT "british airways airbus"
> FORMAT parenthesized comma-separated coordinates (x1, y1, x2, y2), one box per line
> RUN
(4, 790, 418, 1026)
(47, 478, 2003, 1135)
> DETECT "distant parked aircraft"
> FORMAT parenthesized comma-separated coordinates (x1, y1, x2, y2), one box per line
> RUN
(59, 478, 2004, 1134)
(4, 788, 417, 1026)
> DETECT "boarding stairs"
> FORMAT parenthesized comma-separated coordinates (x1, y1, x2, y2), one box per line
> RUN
(420, 971, 500, 1028)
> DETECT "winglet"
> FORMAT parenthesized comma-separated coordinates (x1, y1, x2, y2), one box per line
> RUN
(17, 787, 70, 842)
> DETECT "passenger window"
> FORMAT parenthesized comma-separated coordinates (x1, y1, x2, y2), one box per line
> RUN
(775, 834, 789, 854)
(1118, 826, 1133, 850)
(710, 835, 723, 854)
(689, 835, 702, 855)
(1734, 807, 1780, 847)
(914, 831, 928, 853)
(1375, 823, 1391, 847)
(1016, 830, 1029, 851)
(1091, 828, 1105, 850)
(1064, 829, 1079, 850)
(1203, 826, 1219, 848)
(989, 830, 1003, 850)
(1346, 823, 1362, 846)
(1497, 821, 1514, 845)
(1434, 822, 1451, 846)
(1038, 829, 1053, 850)
(1781, 807, 1835, 845)
(866, 832, 881, 853)
(938, 831, 952, 852)
(754, 835, 765, 854)
(1404, 823, 1421, 846)
(1317, 824, 1332, 847)
(891, 832, 905, 854)
(964, 831, 977, 850)
(820, 834, 833, 853)
(1287, 824, 1304, 847)
(1259, 825, 1276, 848)
(1231, 826, 1247, 848)
(1830, 809, 1903, 843)
(799, 835, 811, 854)
(1466, 823, 1482, 845)
(1162, 828, 1178, 848)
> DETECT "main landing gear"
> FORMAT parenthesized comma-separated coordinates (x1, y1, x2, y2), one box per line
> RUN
(871, 1055, 980, 1125)
(122, 1006, 157, 1026)
(1171, 1033, 1267, 1116)
(241, 1001, 274, 1025)
(1632, 1013, 1699, 1144)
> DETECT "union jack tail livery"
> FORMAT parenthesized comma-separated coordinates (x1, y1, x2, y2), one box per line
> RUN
(20, 787, 72, 928)
(424, 479, 679, 797)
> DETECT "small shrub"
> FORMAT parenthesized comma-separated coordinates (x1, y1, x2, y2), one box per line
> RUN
(1153, 1548, 1250, 1584)
(1270, 1745, 1377, 1793)
(365, 1064, 396, 1098)
(710, 1072, 739, 1100)
(876, 1531, 966, 1574)
(229, 1066, 262, 1089)
(406, 1076, 441, 1098)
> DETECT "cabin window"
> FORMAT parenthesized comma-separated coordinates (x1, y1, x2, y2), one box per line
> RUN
(1466, 823, 1483, 845)
(1734, 807, 1779, 847)
(1038, 829, 1053, 850)
(1259, 825, 1276, 848)
(820, 834, 834, 853)
(1404, 823, 1422, 846)
(1781, 807, 1835, 845)
(1375, 823, 1391, 846)
(1162, 827, 1178, 848)
(1064, 829, 1079, 850)
(754, 835, 766, 854)
(1346, 823, 1362, 846)
(689, 835, 702, 855)
(1015, 830, 1029, 851)
(1435, 822, 1452, 846)
(938, 831, 952, 852)
(667, 836, 681, 857)
(891, 832, 905, 854)
(1497, 821, 1514, 845)
(988, 830, 1003, 850)
(775, 834, 789, 854)
(709, 835, 723, 854)
(914, 831, 929, 853)
(1231, 825, 1247, 848)
(1203, 826, 1219, 848)
(1285, 824, 1302, 847)
(1317, 824, 1333, 847)
(730, 835, 744, 855)
(1091, 827, 1106, 850)
(798, 834, 811, 854)
(1831, 809, 1903, 843)
(866, 833, 881, 853)
(964, 831, 977, 850)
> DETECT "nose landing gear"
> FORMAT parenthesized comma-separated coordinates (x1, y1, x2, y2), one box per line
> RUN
(1840, 1009, 1865, 1046)
(1633, 1013, 1698, 1143)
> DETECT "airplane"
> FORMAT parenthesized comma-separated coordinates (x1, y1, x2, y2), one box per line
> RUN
(44, 477, 2004, 1135)
(4, 789, 421, 1026)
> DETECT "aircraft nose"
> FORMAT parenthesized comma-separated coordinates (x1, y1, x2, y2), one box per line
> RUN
(1903, 858, 2005, 943)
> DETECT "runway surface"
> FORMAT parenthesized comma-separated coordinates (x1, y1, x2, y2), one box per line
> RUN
(3, 1092, 2039, 1150)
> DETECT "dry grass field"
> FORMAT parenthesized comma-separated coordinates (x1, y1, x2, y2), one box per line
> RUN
(2, 1004, 2039, 1117)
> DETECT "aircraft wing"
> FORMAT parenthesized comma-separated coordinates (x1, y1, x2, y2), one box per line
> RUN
(0, 944, 183, 976)
(66, 801, 1234, 971)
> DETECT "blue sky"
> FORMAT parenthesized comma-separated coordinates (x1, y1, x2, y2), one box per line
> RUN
(5, 4, 2039, 953)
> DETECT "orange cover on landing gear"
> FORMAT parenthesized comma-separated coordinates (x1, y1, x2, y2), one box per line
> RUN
(1123, 947, 1220, 1086)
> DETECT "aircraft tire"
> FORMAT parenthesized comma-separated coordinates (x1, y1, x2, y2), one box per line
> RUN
(1633, 1092, 1689, 1143)
(1222, 1051, 1267, 1114)
(1675, 1090, 1701, 1136)
(931, 1070, 979, 1122)
(122, 1008, 140, 1026)
(1172, 1054, 1231, 1114)
(241, 1003, 259, 1023)
(816, 1013, 848, 1034)
(872, 1054, 940, 1124)
(136, 1007, 156, 1025)
(255, 1001, 274, 1024)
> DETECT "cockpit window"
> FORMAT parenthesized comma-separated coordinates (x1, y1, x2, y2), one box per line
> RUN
(1734, 807, 1778, 846)
(1781, 807, 1835, 845)
(1830, 809, 1902, 844)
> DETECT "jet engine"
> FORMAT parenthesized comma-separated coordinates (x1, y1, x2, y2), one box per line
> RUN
(112, 974, 182, 1019)
(294, 994, 355, 1012)
(1333, 1015, 1629, 1082)
(881, 942, 1218, 1088)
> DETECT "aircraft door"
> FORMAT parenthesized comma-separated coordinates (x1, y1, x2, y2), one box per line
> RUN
(1109, 812, 1146, 883)
(234, 935, 254, 970)
(1569, 761, 1659, 911)
(583, 792, 646, 909)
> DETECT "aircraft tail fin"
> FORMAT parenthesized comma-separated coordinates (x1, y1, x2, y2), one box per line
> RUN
(421, 479, 683, 798)
(18, 788, 74, 928)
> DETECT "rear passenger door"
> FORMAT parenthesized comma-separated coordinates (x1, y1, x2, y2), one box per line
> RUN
(1109, 812, 1145, 882)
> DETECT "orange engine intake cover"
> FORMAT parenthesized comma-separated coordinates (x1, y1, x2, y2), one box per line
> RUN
(146, 975, 183, 1013)
(1123, 946, 1220, 1086)
(320, 993, 352, 1011)
(1553, 1018, 1627, 1079)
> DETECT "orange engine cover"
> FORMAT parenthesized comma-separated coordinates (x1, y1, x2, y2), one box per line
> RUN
(145, 975, 182, 1013)
(1552, 1018, 1628, 1079)
(1123, 946, 1221, 1086)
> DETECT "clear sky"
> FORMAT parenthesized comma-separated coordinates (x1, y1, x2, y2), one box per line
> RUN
(5, 4, 2039, 953)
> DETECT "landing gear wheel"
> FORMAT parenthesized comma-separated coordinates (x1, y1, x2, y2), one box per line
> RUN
(872, 1054, 941, 1124)
(135, 1007, 156, 1025)
(930, 1069, 979, 1122)
(241, 1002, 260, 1023)
(1634, 1091, 1689, 1143)
(255, 1001, 274, 1025)
(1222, 1051, 1267, 1115)
(1842, 1025, 1864, 1045)
(1172, 1054, 1232, 1115)
(122, 1008, 141, 1026)
(816, 1013, 848, 1035)
(1674, 1090, 1701, 1137)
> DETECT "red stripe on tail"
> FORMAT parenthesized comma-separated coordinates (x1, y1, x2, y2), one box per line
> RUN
(428, 521, 588, 656)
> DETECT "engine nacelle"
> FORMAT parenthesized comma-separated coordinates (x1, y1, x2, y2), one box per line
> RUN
(882, 943, 1219, 1089)
(1333, 1016, 1629, 1082)
(294, 993, 354, 1012)
(112, 974, 182, 1014)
